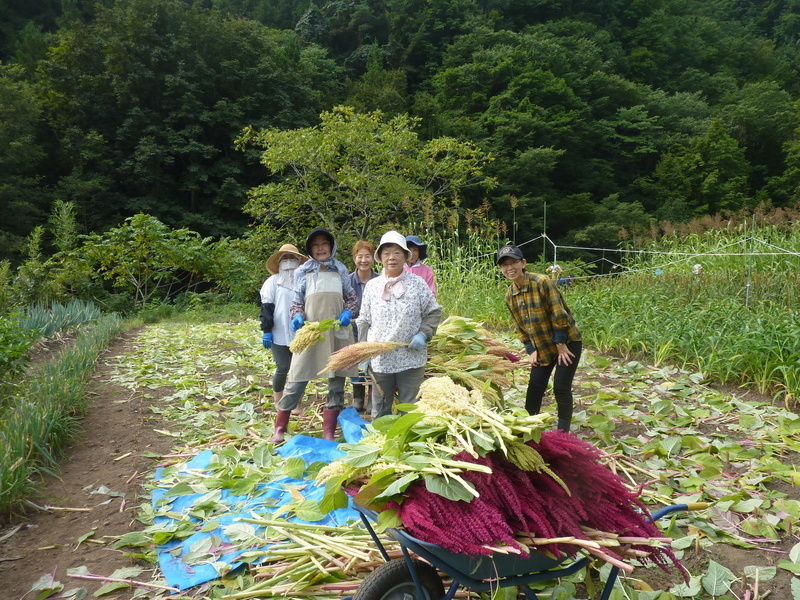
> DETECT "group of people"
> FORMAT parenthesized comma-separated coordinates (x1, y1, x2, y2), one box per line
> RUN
(259, 228, 441, 443)
(259, 228, 582, 443)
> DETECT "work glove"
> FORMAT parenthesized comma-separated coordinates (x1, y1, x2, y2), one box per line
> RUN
(337, 310, 352, 328)
(291, 314, 305, 333)
(408, 332, 427, 351)
(262, 332, 273, 349)
(359, 360, 370, 373)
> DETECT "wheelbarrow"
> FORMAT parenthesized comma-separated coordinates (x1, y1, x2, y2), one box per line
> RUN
(345, 502, 708, 600)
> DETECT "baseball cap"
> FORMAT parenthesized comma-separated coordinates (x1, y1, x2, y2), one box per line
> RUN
(496, 244, 525, 265)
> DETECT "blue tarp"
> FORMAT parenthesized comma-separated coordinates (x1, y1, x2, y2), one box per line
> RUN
(153, 407, 368, 590)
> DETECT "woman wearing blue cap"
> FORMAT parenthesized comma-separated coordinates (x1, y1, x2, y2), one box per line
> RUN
(496, 244, 582, 432)
(404, 235, 437, 297)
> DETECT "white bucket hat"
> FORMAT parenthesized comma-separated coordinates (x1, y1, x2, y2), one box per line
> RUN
(374, 230, 412, 263)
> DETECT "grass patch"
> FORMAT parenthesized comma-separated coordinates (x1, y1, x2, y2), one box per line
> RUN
(0, 313, 126, 515)
(570, 221, 800, 406)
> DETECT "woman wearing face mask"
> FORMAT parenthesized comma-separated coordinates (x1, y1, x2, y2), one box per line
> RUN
(349, 240, 379, 414)
(259, 244, 308, 412)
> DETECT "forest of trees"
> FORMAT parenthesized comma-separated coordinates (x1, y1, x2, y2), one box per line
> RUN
(3, 0, 800, 266)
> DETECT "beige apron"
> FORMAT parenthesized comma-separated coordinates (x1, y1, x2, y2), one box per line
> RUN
(288, 269, 357, 382)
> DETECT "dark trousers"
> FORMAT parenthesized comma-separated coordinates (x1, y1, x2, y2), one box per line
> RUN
(526, 341, 582, 423)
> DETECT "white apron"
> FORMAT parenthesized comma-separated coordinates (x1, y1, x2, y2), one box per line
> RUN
(288, 269, 357, 382)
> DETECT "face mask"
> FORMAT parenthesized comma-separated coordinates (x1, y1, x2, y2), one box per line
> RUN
(280, 257, 300, 271)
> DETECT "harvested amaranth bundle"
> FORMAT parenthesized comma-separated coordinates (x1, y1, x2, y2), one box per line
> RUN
(396, 431, 686, 578)
(289, 320, 338, 354)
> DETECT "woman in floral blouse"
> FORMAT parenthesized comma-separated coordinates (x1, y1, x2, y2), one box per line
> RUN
(356, 231, 442, 419)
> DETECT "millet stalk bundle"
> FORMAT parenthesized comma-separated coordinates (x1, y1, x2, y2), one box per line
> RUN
(289, 318, 339, 354)
(318, 341, 405, 376)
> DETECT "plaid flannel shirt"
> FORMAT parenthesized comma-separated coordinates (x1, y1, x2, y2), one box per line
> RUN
(505, 271, 581, 366)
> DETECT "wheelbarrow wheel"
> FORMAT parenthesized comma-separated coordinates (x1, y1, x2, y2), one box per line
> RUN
(354, 558, 445, 600)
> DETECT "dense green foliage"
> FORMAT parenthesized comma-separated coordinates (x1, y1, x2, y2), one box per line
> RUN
(238, 106, 495, 242)
(0, 313, 37, 394)
(3, 0, 800, 268)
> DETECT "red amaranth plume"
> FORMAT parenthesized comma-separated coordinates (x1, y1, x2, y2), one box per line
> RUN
(395, 431, 686, 578)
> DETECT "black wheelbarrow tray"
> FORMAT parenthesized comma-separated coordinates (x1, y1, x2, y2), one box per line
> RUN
(345, 502, 708, 600)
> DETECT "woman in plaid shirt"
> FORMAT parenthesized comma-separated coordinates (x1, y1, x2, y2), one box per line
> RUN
(496, 244, 582, 431)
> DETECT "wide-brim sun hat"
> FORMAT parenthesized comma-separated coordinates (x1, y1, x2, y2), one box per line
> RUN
(266, 243, 308, 275)
(375, 231, 412, 263)
(405, 235, 428, 261)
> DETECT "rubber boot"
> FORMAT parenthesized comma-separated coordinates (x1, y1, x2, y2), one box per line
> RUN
(352, 384, 365, 412)
(556, 418, 571, 432)
(322, 409, 340, 441)
(270, 410, 291, 443)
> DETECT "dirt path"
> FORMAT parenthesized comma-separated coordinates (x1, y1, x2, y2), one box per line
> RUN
(0, 328, 174, 600)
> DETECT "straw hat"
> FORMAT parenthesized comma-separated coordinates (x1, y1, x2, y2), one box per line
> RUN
(266, 244, 307, 275)
(374, 231, 412, 263)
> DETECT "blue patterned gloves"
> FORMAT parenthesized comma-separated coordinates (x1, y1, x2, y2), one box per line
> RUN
(291, 315, 305, 332)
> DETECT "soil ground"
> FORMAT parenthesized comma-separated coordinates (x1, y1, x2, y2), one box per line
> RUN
(0, 328, 796, 600)
(0, 328, 174, 600)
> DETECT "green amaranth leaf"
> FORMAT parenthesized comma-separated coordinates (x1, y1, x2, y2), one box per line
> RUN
(293, 500, 327, 522)
(30, 573, 64, 600)
(702, 560, 736, 596)
(669, 574, 702, 597)
(283, 457, 306, 479)
(779, 561, 800, 574)
(791, 577, 800, 600)
(376, 508, 402, 532)
(93, 581, 129, 596)
(375, 472, 420, 500)
(424, 473, 475, 502)
(743, 565, 776, 580)
(341, 444, 382, 468)
(791, 542, 800, 563)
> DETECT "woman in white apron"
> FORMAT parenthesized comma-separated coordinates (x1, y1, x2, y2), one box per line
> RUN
(270, 228, 358, 442)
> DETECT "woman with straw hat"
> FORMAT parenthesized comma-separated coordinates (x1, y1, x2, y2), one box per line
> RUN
(357, 231, 442, 419)
(260, 243, 308, 414)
